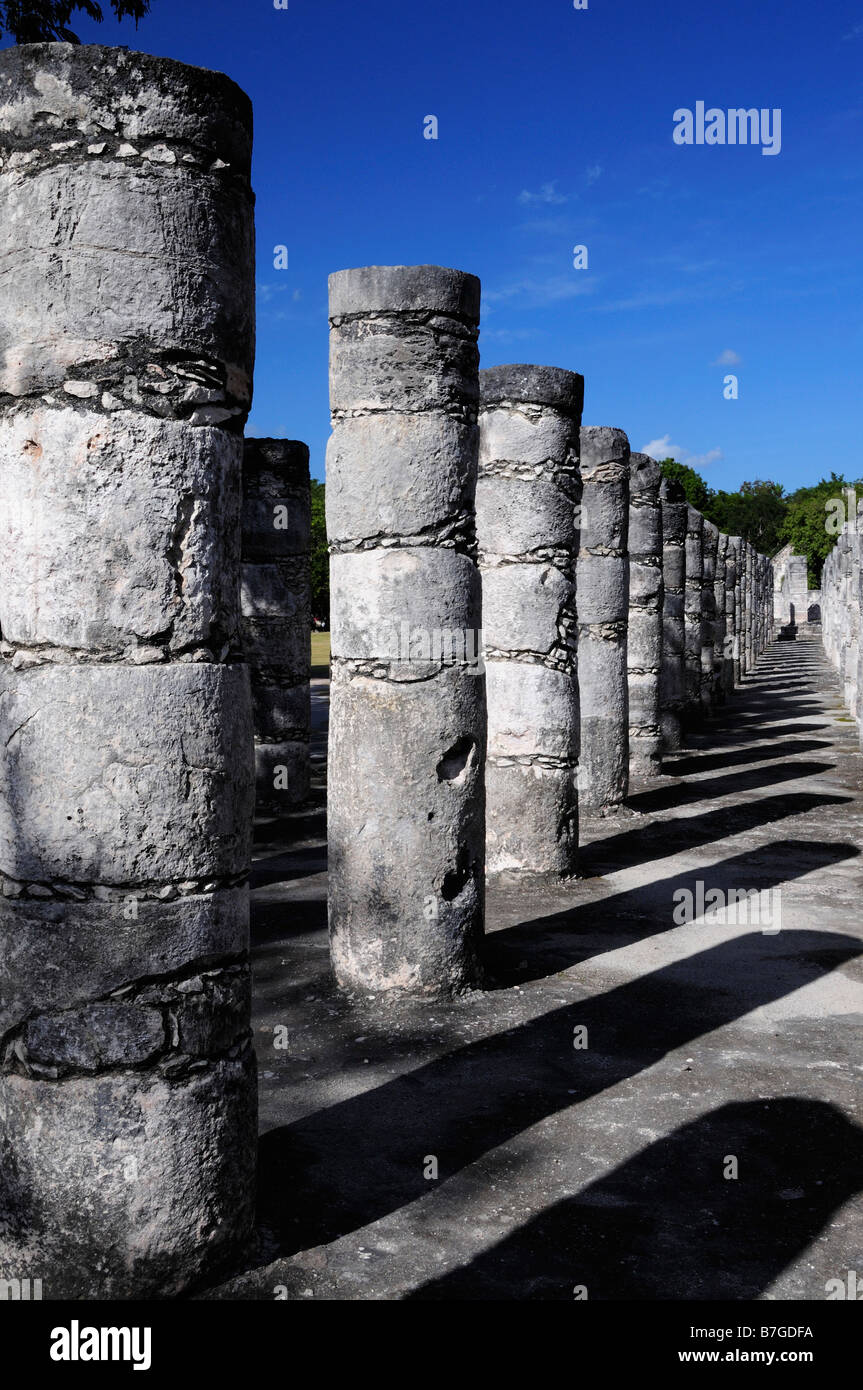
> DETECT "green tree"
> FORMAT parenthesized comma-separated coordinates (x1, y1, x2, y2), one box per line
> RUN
(309, 479, 329, 624)
(706, 479, 786, 555)
(0, 0, 149, 43)
(778, 473, 863, 588)
(658, 458, 711, 511)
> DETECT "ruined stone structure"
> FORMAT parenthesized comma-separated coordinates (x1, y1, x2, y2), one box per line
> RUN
(0, 43, 790, 1300)
(241, 438, 311, 813)
(0, 45, 257, 1298)
(627, 453, 664, 778)
(660, 503, 772, 745)
(477, 365, 582, 876)
(659, 478, 687, 750)
(577, 427, 630, 810)
(773, 543, 809, 630)
(326, 265, 485, 994)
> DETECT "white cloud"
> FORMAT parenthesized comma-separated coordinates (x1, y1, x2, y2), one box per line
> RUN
(518, 181, 567, 205)
(842, 20, 863, 39)
(485, 275, 596, 308)
(585, 164, 602, 186)
(642, 434, 722, 468)
(713, 348, 741, 365)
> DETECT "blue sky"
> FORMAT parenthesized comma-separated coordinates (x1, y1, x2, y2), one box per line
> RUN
(6, 0, 862, 489)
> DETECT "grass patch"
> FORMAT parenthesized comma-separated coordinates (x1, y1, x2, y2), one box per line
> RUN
(311, 630, 330, 678)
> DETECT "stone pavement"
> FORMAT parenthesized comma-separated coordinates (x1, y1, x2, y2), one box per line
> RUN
(207, 637, 863, 1300)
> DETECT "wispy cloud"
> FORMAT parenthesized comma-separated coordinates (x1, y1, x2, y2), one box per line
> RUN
(842, 20, 863, 39)
(713, 348, 741, 366)
(256, 281, 289, 305)
(485, 274, 597, 308)
(518, 180, 567, 206)
(481, 327, 540, 344)
(642, 434, 722, 468)
(585, 164, 602, 186)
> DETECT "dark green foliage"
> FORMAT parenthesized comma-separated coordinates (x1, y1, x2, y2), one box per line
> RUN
(659, 459, 863, 586)
(309, 479, 329, 623)
(778, 473, 863, 588)
(0, 0, 149, 44)
(658, 459, 710, 511)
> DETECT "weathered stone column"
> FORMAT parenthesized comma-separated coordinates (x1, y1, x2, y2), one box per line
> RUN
(723, 537, 740, 695)
(844, 526, 860, 716)
(326, 265, 485, 994)
(627, 453, 663, 778)
(733, 537, 744, 683)
(577, 427, 630, 811)
(659, 477, 687, 750)
(241, 438, 311, 813)
(700, 520, 718, 714)
(684, 506, 705, 718)
(745, 543, 755, 673)
(477, 365, 582, 876)
(713, 532, 727, 703)
(0, 45, 257, 1297)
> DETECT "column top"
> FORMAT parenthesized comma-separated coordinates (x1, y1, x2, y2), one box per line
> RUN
(328, 265, 480, 320)
(580, 425, 630, 477)
(0, 43, 252, 169)
(479, 364, 583, 417)
(629, 451, 661, 498)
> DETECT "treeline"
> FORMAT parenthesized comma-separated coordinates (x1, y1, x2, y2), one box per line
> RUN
(659, 460, 863, 588)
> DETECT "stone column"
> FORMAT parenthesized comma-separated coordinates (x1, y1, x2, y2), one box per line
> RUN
(241, 438, 311, 813)
(845, 525, 860, 717)
(659, 478, 687, 750)
(733, 537, 744, 683)
(713, 532, 727, 703)
(326, 265, 485, 995)
(745, 543, 755, 673)
(477, 365, 582, 877)
(684, 506, 704, 718)
(0, 45, 256, 1298)
(723, 537, 740, 695)
(700, 520, 718, 714)
(627, 453, 663, 778)
(577, 427, 630, 811)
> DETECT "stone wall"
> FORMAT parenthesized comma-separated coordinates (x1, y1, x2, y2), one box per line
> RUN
(821, 517, 861, 730)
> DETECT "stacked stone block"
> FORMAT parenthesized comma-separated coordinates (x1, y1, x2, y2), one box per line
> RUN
(659, 478, 687, 751)
(822, 514, 862, 733)
(684, 506, 705, 720)
(0, 45, 257, 1298)
(326, 265, 485, 995)
(577, 427, 630, 811)
(700, 520, 718, 714)
(713, 532, 727, 703)
(627, 453, 664, 778)
(241, 437, 311, 812)
(477, 366, 583, 875)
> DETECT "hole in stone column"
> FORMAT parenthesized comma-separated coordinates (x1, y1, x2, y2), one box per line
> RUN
(441, 863, 472, 901)
(436, 736, 476, 784)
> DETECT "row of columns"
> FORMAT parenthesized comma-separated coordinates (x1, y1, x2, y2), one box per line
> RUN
(0, 36, 779, 1298)
(325, 264, 776, 996)
(821, 516, 861, 732)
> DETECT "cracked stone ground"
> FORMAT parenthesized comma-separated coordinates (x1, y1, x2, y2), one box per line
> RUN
(206, 638, 863, 1301)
